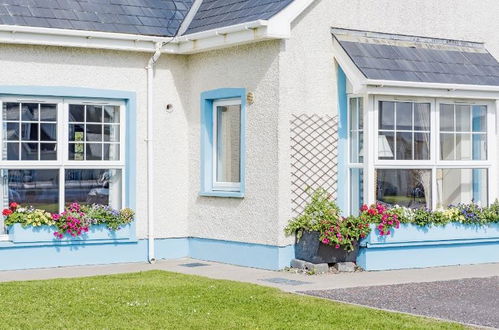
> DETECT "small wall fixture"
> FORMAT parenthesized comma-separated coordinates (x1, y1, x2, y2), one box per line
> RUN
(246, 92, 255, 105)
(166, 104, 174, 112)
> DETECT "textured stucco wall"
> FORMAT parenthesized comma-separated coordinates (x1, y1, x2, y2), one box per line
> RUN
(0, 44, 190, 240)
(185, 41, 283, 246)
(277, 0, 499, 246)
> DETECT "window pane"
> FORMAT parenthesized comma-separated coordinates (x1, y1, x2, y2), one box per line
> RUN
(472, 134, 486, 160)
(86, 124, 102, 142)
(472, 105, 487, 132)
(21, 143, 38, 160)
(69, 143, 84, 160)
(456, 105, 470, 131)
(216, 104, 241, 183)
(104, 125, 120, 142)
(103, 144, 119, 161)
(21, 123, 38, 141)
(456, 133, 471, 160)
(440, 104, 454, 131)
(104, 106, 120, 123)
(5, 142, 19, 160)
(396, 102, 412, 130)
(378, 132, 394, 159)
(86, 144, 102, 160)
(40, 143, 57, 160)
(350, 98, 358, 131)
(414, 103, 430, 131)
(65, 169, 122, 208)
(40, 104, 57, 121)
(376, 169, 431, 209)
(69, 104, 84, 122)
(3, 102, 19, 120)
(395, 132, 412, 160)
(379, 101, 395, 130)
(69, 124, 85, 141)
(414, 132, 430, 160)
(5, 169, 59, 213)
(4, 122, 19, 141)
(350, 168, 363, 216)
(86, 105, 102, 123)
(437, 169, 487, 207)
(40, 123, 57, 141)
(440, 133, 454, 160)
(21, 103, 39, 121)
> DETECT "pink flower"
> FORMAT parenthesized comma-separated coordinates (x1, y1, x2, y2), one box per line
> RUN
(335, 244, 340, 249)
(52, 213, 61, 220)
(322, 238, 330, 245)
(368, 209, 377, 216)
(360, 204, 368, 212)
(336, 233, 342, 238)
(387, 230, 391, 235)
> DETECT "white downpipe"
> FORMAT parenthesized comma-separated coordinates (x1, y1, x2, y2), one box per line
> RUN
(146, 42, 164, 264)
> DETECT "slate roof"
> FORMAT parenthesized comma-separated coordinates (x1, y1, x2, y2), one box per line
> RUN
(333, 28, 499, 86)
(185, 0, 294, 34)
(0, 0, 294, 37)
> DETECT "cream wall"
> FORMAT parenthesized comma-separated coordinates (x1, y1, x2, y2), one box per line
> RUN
(277, 0, 499, 245)
(0, 44, 190, 240)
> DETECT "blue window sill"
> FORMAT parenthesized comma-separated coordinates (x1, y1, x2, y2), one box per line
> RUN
(199, 191, 245, 198)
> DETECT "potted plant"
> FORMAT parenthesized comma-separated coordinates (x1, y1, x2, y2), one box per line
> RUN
(285, 188, 371, 264)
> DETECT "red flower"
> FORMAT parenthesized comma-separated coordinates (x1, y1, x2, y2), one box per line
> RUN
(360, 204, 369, 212)
(368, 209, 377, 216)
(2, 209, 13, 216)
(9, 202, 18, 210)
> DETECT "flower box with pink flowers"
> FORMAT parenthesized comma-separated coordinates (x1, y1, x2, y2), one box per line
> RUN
(3, 202, 135, 244)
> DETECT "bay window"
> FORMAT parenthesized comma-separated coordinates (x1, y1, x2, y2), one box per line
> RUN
(349, 96, 495, 213)
(0, 98, 125, 234)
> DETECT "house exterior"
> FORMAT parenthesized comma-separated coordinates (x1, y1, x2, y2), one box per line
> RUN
(0, 0, 498, 271)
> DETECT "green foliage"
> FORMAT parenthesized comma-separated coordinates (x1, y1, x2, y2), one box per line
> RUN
(0, 271, 462, 329)
(4, 206, 54, 228)
(82, 204, 135, 230)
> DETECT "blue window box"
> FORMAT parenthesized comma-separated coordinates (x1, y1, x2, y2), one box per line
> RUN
(8, 223, 133, 244)
(362, 223, 499, 247)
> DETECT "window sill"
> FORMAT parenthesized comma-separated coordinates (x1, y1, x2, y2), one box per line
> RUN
(199, 191, 245, 198)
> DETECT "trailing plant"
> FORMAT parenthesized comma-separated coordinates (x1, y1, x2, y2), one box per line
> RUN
(52, 203, 91, 239)
(359, 204, 400, 236)
(285, 188, 370, 251)
(3, 203, 54, 228)
(82, 204, 135, 230)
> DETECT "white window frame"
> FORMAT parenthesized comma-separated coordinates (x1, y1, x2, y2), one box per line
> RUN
(365, 95, 497, 210)
(0, 97, 126, 228)
(212, 98, 242, 192)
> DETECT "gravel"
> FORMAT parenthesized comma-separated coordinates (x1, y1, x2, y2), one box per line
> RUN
(302, 276, 499, 328)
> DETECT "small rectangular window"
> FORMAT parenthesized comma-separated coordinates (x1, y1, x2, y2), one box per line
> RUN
(213, 99, 241, 191)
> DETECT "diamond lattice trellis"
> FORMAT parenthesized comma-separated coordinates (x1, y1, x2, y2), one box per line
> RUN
(290, 114, 339, 216)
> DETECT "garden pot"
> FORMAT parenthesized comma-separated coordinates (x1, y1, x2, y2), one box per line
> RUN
(295, 231, 359, 264)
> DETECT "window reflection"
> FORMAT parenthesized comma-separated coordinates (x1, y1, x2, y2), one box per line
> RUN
(65, 169, 121, 208)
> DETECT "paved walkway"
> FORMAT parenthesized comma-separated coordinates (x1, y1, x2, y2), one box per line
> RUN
(0, 258, 497, 293)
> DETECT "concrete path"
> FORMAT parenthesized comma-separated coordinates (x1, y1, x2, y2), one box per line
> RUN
(0, 258, 498, 293)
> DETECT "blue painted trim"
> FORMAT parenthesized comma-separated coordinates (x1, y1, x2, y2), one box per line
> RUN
(336, 67, 348, 215)
(0, 86, 137, 240)
(358, 223, 499, 270)
(0, 236, 292, 271)
(200, 88, 246, 198)
(189, 238, 294, 270)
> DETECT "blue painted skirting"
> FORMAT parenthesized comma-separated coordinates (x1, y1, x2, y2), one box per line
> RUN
(0, 237, 293, 271)
(358, 223, 499, 270)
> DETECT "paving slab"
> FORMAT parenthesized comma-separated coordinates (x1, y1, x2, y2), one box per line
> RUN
(303, 277, 499, 329)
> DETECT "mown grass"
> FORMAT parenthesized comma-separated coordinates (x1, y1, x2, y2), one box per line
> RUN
(0, 270, 465, 329)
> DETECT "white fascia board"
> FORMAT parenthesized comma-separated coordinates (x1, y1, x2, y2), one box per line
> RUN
(332, 38, 367, 93)
(365, 85, 499, 100)
(264, 0, 317, 37)
(365, 79, 499, 93)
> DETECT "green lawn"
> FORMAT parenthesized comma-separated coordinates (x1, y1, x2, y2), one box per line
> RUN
(0, 271, 464, 329)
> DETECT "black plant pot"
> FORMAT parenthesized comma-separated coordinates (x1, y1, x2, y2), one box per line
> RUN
(294, 231, 359, 264)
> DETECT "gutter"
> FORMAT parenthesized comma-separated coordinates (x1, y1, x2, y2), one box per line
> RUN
(146, 41, 165, 263)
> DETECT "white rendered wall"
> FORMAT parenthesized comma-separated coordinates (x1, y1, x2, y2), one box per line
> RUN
(0, 44, 190, 240)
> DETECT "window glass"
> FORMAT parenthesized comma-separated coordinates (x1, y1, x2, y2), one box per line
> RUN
(378, 101, 430, 160)
(65, 169, 122, 208)
(376, 169, 431, 209)
(437, 169, 487, 207)
(68, 104, 120, 161)
(439, 103, 487, 161)
(3, 169, 59, 213)
(350, 168, 363, 215)
(2, 102, 57, 161)
(349, 98, 364, 163)
(215, 103, 241, 184)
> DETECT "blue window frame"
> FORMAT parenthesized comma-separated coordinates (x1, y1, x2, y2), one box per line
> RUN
(200, 88, 246, 198)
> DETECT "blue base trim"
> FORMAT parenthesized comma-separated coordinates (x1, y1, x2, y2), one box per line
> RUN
(189, 238, 294, 270)
(357, 241, 499, 270)
(0, 237, 293, 271)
